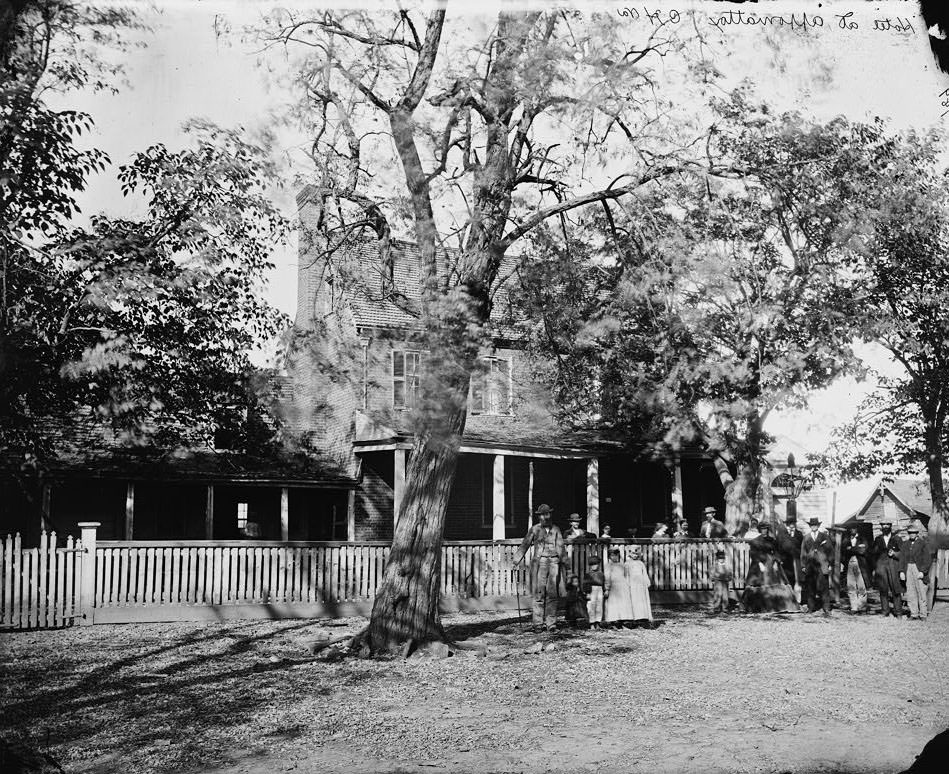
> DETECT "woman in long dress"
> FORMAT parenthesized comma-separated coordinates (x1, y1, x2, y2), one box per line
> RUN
(626, 547, 653, 622)
(604, 548, 634, 626)
(741, 522, 800, 613)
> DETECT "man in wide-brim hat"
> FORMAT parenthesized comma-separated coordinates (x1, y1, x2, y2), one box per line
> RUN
(800, 517, 834, 615)
(700, 506, 727, 539)
(514, 504, 566, 632)
(872, 521, 903, 617)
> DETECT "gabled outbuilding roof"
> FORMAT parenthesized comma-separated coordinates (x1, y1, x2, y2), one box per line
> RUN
(848, 477, 933, 521)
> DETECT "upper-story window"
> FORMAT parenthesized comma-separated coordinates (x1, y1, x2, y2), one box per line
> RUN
(471, 357, 512, 416)
(393, 350, 423, 409)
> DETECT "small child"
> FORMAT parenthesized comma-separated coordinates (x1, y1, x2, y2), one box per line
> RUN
(710, 549, 734, 614)
(564, 573, 589, 628)
(583, 556, 606, 628)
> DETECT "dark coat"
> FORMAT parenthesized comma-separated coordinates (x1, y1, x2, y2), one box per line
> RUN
(843, 535, 871, 586)
(801, 530, 834, 577)
(700, 518, 728, 539)
(872, 533, 902, 592)
(776, 525, 804, 583)
(900, 536, 934, 581)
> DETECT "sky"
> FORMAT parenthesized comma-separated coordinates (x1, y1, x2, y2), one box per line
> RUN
(66, 0, 949, 465)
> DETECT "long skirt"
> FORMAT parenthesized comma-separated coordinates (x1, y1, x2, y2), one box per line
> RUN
(741, 559, 800, 613)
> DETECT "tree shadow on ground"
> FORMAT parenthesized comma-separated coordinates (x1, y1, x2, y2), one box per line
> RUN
(0, 618, 375, 772)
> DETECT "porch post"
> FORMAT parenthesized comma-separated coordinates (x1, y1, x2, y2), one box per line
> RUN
(40, 482, 52, 533)
(671, 457, 683, 523)
(77, 521, 99, 626)
(125, 482, 135, 540)
(492, 454, 506, 540)
(586, 458, 600, 534)
(393, 448, 407, 525)
(347, 489, 356, 542)
(205, 485, 214, 539)
(280, 487, 289, 542)
(528, 460, 535, 528)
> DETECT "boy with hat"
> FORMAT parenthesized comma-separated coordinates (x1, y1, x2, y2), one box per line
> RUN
(900, 524, 932, 620)
(872, 522, 903, 617)
(513, 504, 566, 631)
(800, 517, 834, 615)
(709, 548, 734, 613)
(583, 554, 606, 627)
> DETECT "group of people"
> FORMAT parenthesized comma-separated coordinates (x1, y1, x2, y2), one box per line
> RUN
(514, 502, 945, 629)
(513, 504, 654, 632)
(703, 505, 945, 620)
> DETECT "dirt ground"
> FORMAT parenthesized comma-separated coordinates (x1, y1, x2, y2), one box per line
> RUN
(2, 599, 948, 774)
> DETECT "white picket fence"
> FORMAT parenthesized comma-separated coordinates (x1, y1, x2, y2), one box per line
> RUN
(1, 521, 753, 629)
(1, 531, 84, 629)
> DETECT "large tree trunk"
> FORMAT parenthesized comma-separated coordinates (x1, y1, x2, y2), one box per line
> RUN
(365, 408, 466, 654)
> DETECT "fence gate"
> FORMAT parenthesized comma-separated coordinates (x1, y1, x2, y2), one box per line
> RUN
(1, 529, 86, 629)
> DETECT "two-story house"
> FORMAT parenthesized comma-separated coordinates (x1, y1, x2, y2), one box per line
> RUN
(286, 186, 726, 542)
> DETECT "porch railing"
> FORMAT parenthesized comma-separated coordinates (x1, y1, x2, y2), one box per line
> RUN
(1, 524, 750, 628)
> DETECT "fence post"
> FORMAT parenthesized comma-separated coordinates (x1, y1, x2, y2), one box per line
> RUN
(78, 522, 100, 626)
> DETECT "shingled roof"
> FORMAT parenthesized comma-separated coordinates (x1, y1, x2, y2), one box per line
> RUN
(338, 237, 524, 339)
(6, 413, 355, 488)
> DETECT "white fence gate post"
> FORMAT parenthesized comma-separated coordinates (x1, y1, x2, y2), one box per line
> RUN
(78, 522, 100, 626)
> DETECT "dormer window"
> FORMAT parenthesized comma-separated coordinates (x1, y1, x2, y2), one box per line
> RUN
(393, 350, 423, 409)
(470, 357, 512, 416)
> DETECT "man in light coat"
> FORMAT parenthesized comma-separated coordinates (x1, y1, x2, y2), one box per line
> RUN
(514, 504, 566, 632)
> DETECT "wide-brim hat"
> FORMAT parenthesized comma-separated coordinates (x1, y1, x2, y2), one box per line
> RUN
(703, 506, 717, 515)
(568, 513, 581, 523)
(715, 550, 726, 557)
(759, 523, 771, 531)
(535, 503, 553, 515)
(907, 526, 920, 533)
(808, 517, 821, 527)
(785, 514, 797, 523)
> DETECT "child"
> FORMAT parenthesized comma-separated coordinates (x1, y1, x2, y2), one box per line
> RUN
(710, 548, 734, 614)
(583, 555, 606, 628)
(564, 573, 589, 628)
(604, 548, 634, 627)
(626, 547, 653, 624)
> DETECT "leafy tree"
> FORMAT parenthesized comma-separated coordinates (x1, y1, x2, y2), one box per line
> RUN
(518, 98, 887, 532)
(826, 131, 949, 534)
(260, 7, 728, 652)
(1, 3, 290, 497)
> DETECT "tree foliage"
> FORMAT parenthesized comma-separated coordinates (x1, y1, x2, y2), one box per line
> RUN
(1, 2, 289, 478)
(517, 94, 888, 530)
(825, 130, 949, 531)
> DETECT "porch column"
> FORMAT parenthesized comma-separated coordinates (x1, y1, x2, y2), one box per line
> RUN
(125, 482, 135, 540)
(586, 458, 600, 534)
(528, 460, 535, 528)
(671, 458, 683, 523)
(492, 454, 506, 540)
(205, 485, 214, 539)
(280, 487, 289, 541)
(40, 482, 52, 533)
(393, 448, 407, 525)
(347, 489, 356, 541)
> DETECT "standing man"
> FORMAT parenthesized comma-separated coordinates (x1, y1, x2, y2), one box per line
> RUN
(842, 527, 871, 613)
(777, 514, 805, 598)
(872, 522, 903, 618)
(700, 506, 728, 538)
(801, 517, 834, 615)
(565, 514, 588, 542)
(900, 525, 932, 621)
(514, 503, 566, 632)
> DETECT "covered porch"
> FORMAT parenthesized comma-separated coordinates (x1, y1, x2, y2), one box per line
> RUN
(353, 440, 694, 541)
